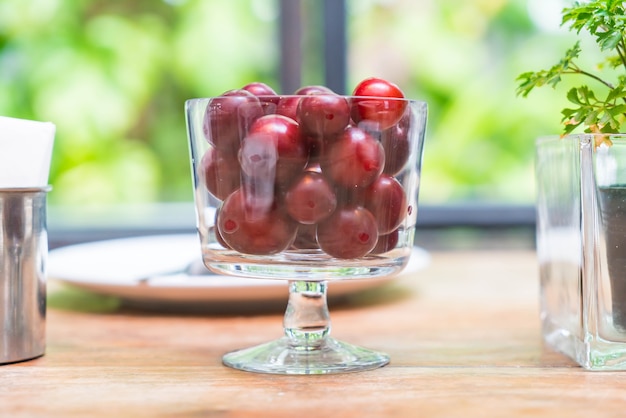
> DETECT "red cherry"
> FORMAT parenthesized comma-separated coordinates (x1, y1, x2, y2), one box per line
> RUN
(213, 210, 232, 249)
(352, 77, 407, 131)
(317, 206, 379, 259)
(244, 114, 307, 188)
(242, 82, 279, 102)
(320, 126, 385, 188)
(285, 171, 337, 224)
(200, 147, 241, 200)
(275, 86, 336, 122)
(275, 87, 331, 121)
(365, 174, 407, 234)
(276, 96, 300, 121)
(297, 94, 351, 137)
(203, 90, 264, 154)
(242, 82, 280, 114)
(216, 189, 297, 255)
(381, 121, 410, 176)
(294, 85, 334, 95)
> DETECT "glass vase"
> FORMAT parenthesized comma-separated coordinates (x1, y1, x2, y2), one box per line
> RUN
(537, 133, 626, 370)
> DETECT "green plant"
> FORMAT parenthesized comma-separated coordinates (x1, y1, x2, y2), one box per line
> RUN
(517, 0, 626, 142)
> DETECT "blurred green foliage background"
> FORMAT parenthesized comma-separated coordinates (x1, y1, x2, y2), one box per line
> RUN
(0, 0, 594, 206)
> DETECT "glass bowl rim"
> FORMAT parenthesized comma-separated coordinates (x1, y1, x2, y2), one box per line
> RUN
(185, 95, 427, 105)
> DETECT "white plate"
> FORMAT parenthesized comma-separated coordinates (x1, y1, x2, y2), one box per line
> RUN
(48, 234, 429, 307)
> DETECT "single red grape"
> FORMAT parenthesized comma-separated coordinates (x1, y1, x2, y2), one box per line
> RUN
(320, 126, 385, 188)
(276, 96, 300, 120)
(276, 87, 335, 121)
(298, 94, 351, 137)
(381, 120, 410, 176)
(245, 114, 307, 188)
(294, 85, 334, 95)
(242, 82, 279, 102)
(285, 171, 337, 224)
(203, 90, 264, 154)
(217, 189, 297, 255)
(317, 206, 378, 259)
(200, 147, 241, 200)
(242, 82, 280, 114)
(213, 210, 232, 249)
(365, 175, 407, 234)
(352, 77, 407, 131)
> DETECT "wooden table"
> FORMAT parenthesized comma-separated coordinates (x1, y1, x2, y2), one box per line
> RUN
(3, 249, 626, 417)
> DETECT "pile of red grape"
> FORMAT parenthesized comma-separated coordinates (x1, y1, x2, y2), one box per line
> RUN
(200, 77, 413, 259)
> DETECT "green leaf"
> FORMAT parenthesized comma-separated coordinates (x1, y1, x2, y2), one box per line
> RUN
(609, 104, 626, 116)
(585, 110, 599, 125)
(515, 43, 582, 97)
(598, 30, 622, 50)
(563, 123, 580, 135)
(599, 110, 615, 127)
(561, 108, 576, 118)
(566, 87, 582, 104)
(607, 86, 626, 101)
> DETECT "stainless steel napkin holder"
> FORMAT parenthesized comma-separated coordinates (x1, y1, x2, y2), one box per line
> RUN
(0, 187, 50, 364)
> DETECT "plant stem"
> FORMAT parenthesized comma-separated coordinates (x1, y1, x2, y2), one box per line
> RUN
(618, 38, 626, 70)
(569, 66, 615, 90)
(616, 40, 626, 107)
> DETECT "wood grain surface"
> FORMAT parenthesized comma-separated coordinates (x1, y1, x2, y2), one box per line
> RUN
(2, 250, 626, 418)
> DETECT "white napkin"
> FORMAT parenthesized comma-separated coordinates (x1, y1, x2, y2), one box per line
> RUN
(0, 116, 55, 188)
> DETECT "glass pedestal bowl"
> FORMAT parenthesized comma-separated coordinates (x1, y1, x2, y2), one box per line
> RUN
(185, 93, 427, 374)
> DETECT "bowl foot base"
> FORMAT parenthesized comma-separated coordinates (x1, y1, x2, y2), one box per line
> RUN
(222, 337, 390, 375)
